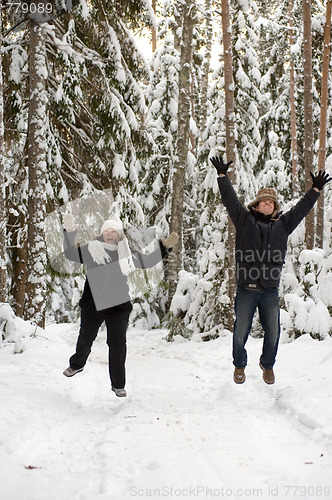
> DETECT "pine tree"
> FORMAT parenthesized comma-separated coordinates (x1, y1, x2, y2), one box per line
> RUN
(256, 0, 295, 199)
(141, 34, 178, 231)
(3, 0, 156, 321)
(2, 17, 29, 316)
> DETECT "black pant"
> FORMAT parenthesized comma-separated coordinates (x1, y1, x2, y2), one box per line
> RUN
(69, 307, 131, 389)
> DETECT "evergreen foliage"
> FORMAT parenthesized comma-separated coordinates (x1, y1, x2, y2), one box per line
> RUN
(1, 0, 331, 338)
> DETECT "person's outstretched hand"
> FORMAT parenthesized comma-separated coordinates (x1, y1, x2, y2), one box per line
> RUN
(210, 156, 233, 175)
(161, 232, 179, 248)
(309, 170, 332, 191)
(63, 214, 79, 232)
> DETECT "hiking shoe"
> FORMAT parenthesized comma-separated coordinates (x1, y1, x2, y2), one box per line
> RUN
(259, 363, 275, 384)
(233, 367, 246, 384)
(63, 366, 84, 377)
(112, 387, 127, 398)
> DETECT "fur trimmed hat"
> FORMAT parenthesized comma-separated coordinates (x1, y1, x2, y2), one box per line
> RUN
(248, 188, 280, 219)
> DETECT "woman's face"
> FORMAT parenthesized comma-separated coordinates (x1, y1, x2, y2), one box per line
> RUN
(102, 228, 119, 244)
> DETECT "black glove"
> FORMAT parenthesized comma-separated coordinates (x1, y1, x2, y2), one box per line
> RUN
(210, 156, 233, 175)
(309, 170, 332, 191)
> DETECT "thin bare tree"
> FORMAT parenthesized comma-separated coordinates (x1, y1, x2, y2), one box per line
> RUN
(168, 0, 195, 303)
(289, 0, 299, 195)
(0, 1, 7, 303)
(199, 0, 213, 136)
(303, 0, 315, 249)
(221, 0, 237, 328)
(316, 0, 331, 247)
(152, 0, 157, 52)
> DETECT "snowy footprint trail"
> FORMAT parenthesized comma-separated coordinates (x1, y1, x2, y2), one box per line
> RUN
(1, 324, 332, 500)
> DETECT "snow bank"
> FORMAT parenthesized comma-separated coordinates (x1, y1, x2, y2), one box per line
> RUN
(0, 324, 331, 500)
(0, 303, 42, 351)
(170, 270, 198, 315)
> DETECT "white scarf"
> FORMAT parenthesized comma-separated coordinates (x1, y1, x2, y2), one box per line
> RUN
(87, 239, 136, 275)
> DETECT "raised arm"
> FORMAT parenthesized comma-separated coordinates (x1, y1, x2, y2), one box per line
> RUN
(63, 214, 83, 263)
(132, 233, 178, 269)
(282, 170, 331, 234)
(210, 156, 248, 227)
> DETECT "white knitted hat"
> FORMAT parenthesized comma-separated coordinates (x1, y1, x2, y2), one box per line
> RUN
(94, 218, 135, 275)
(100, 219, 123, 236)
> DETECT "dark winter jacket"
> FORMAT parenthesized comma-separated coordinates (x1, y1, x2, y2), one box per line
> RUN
(217, 175, 320, 288)
(63, 230, 170, 311)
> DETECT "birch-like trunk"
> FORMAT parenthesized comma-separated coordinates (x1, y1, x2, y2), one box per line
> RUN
(0, 2, 7, 303)
(168, 0, 195, 303)
(152, 0, 157, 53)
(316, 0, 331, 247)
(303, 0, 315, 249)
(289, 0, 299, 195)
(24, 20, 48, 328)
(199, 0, 213, 136)
(221, 0, 237, 329)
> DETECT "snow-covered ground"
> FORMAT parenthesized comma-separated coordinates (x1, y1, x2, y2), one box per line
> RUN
(1, 320, 332, 500)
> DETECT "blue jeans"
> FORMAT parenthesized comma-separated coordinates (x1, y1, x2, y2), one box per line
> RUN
(233, 286, 280, 369)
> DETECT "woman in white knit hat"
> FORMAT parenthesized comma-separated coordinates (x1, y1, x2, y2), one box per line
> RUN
(62, 215, 178, 397)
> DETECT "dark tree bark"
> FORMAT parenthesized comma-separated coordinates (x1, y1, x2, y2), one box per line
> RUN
(24, 18, 48, 328)
(168, 0, 195, 303)
(11, 212, 28, 318)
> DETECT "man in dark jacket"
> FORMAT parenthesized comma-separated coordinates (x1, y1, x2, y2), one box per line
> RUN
(210, 156, 331, 385)
(62, 215, 178, 397)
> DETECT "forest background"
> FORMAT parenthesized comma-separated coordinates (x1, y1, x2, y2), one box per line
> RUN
(0, 0, 331, 342)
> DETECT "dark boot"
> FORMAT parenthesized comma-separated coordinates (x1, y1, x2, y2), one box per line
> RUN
(233, 367, 246, 384)
(63, 367, 84, 377)
(112, 387, 127, 397)
(259, 362, 275, 384)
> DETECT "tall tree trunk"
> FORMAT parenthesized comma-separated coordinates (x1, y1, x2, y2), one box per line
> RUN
(168, 0, 195, 304)
(190, 78, 196, 151)
(289, 0, 299, 196)
(0, 1, 7, 303)
(197, 0, 213, 194)
(316, 0, 331, 247)
(303, 0, 314, 249)
(199, 0, 213, 136)
(152, 0, 157, 53)
(10, 212, 28, 317)
(221, 0, 237, 329)
(24, 19, 48, 328)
